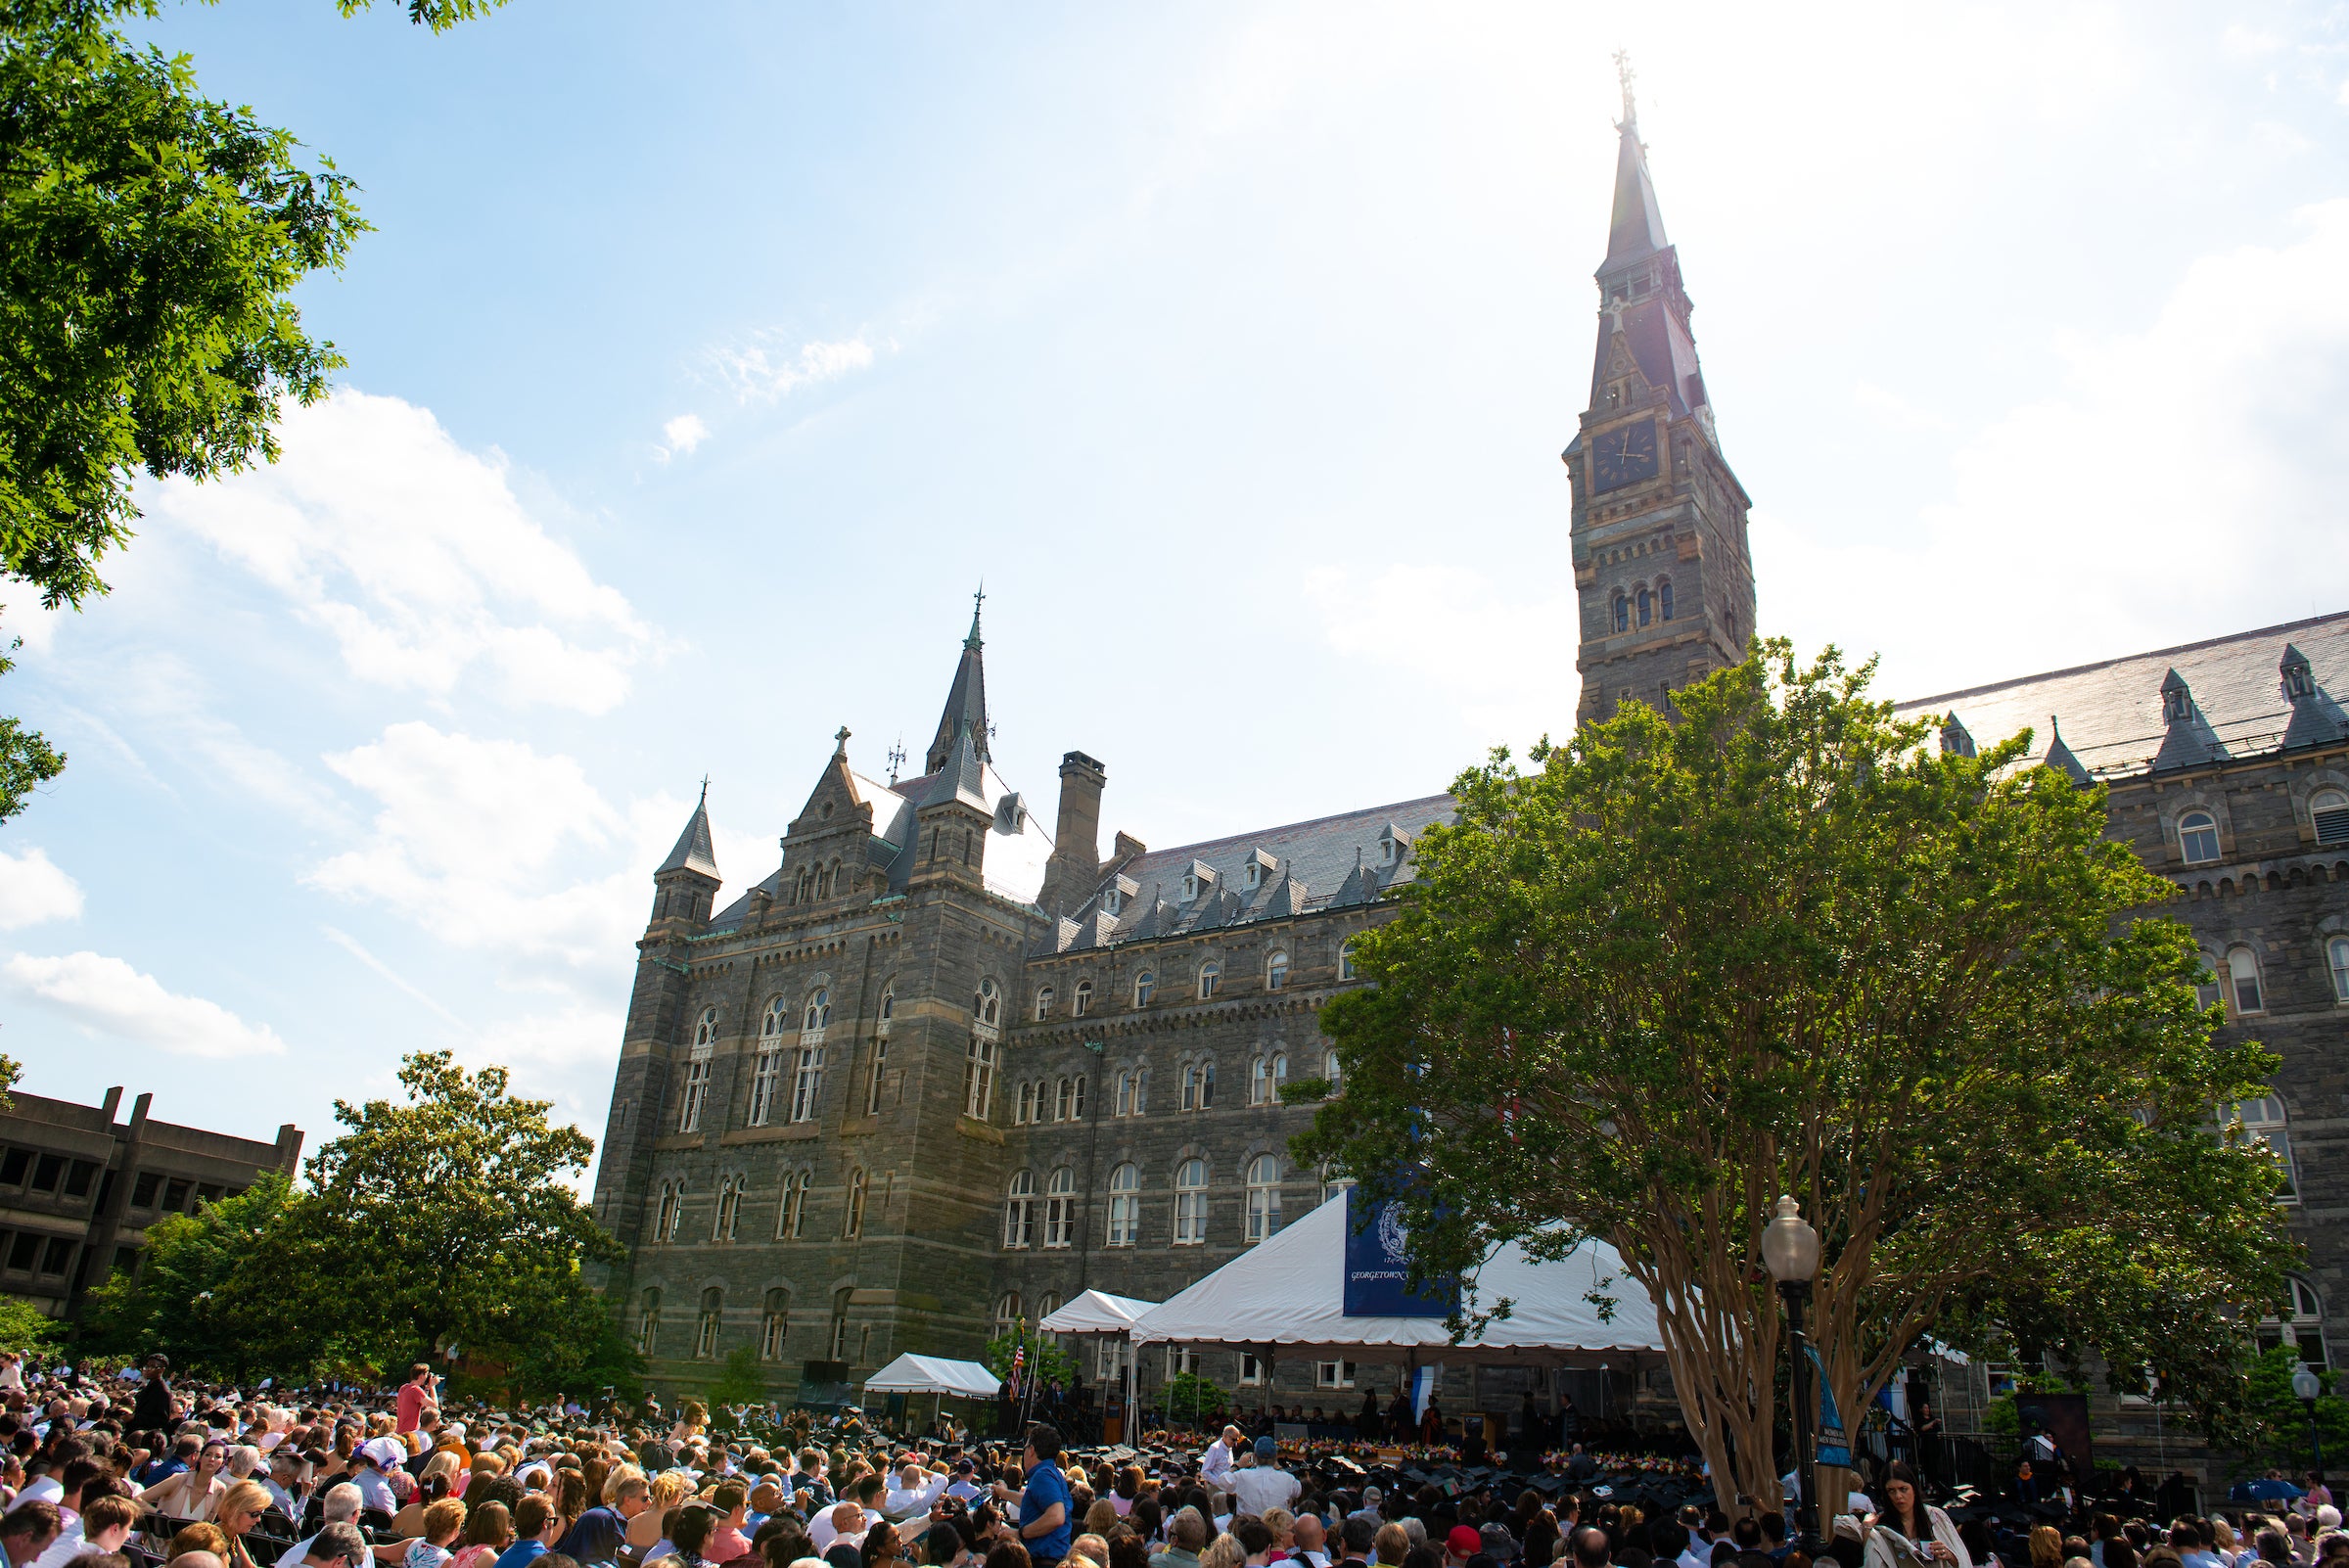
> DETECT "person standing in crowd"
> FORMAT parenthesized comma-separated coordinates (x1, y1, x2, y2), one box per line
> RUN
(1229, 1443, 1297, 1521)
(993, 1428, 1073, 1568)
(1864, 1464, 1967, 1568)
(395, 1369, 439, 1441)
(1201, 1432, 1242, 1496)
(132, 1357, 176, 1434)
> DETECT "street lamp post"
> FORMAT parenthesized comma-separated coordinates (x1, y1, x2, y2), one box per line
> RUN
(2293, 1361, 2324, 1486)
(1764, 1195, 1823, 1553)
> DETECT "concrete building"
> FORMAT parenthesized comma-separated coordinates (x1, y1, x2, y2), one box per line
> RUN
(0, 1085, 303, 1319)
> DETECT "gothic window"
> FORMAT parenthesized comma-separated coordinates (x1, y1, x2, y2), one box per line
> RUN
(1115, 1070, 1134, 1117)
(1074, 980, 1092, 1017)
(1070, 1074, 1086, 1120)
(637, 1288, 661, 1355)
(651, 1179, 682, 1243)
(2179, 810, 2222, 865)
(1174, 1159, 1209, 1246)
(1036, 986, 1056, 1022)
(750, 998, 787, 1127)
(760, 1288, 789, 1360)
(2330, 936, 2349, 1003)
(1636, 585, 1652, 626)
(713, 1175, 743, 1241)
(1134, 971, 1156, 1007)
(1272, 1051, 1288, 1097)
(1267, 950, 1289, 992)
(975, 977, 1002, 1029)
(1659, 578, 1675, 621)
(2228, 945, 2266, 1015)
(1324, 1048, 1343, 1092)
(830, 1287, 852, 1360)
(695, 1287, 722, 1359)
(1200, 1060, 1216, 1108)
(678, 1007, 717, 1132)
(2262, 1277, 2328, 1369)
(1044, 1168, 1076, 1249)
(2194, 950, 2225, 1012)
(1251, 1056, 1272, 1106)
(964, 1034, 999, 1120)
(1245, 1154, 1281, 1243)
(1340, 941, 1358, 981)
(878, 988, 896, 1031)
(993, 1292, 1022, 1340)
(778, 1170, 809, 1239)
(1180, 1063, 1200, 1112)
(1612, 594, 1629, 634)
(2227, 1095, 2297, 1201)
(1054, 1077, 1074, 1121)
(2315, 790, 2349, 846)
(1003, 1171, 1036, 1249)
(1107, 1163, 1140, 1247)
(804, 989, 831, 1034)
(790, 1038, 825, 1124)
(866, 1033, 889, 1116)
(827, 856, 843, 895)
(843, 1167, 868, 1238)
(795, 867, 812, 903)
(1199, 962, 1221, 999)
(1015, 1081, 1038, 1126)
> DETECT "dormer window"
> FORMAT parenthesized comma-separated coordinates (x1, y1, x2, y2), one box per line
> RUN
(1181, 873, 1199, 900)
(1378, 826, 1409, 865)
(994, 793, 1027, 833)
(1102, 887, 1126, 916)
(1180, 859, 1218, 902)
(1244, 862, 1261, 890)
(1243, 849, 1275, 890)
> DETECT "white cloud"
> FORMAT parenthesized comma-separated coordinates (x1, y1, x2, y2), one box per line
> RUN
(4, 950, 286, 1058)
(309, 722, 702, 979)
(657, 413, 710, 462)
(716, 335, 878, 403)
(1766, 199, 2349, 698)
(147, 391, 656, 715)
(0, 848, 83, 930)
(1855, 380, 1954, 434)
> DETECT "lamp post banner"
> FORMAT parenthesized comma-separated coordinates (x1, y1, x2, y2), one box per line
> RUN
(1805, 1344, 1852, 1467)
(1343, 1184, 1453, 1317)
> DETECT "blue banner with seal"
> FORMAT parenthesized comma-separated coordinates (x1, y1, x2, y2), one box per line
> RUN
(1343, 1185, 1454, 1317)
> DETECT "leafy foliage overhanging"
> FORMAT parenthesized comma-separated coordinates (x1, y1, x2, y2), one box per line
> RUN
(1293, 642, 2290, 1510)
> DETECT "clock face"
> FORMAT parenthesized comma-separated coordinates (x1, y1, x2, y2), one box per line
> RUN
(1590, 419, 1659, 493)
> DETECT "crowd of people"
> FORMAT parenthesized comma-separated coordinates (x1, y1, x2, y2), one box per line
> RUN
(1, 1351, 2344, 1568)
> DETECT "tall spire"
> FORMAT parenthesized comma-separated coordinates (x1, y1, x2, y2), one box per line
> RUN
(924, 588, 991, 776)
(656, 780, 719, 879)
(1604, 52, 1670, 271)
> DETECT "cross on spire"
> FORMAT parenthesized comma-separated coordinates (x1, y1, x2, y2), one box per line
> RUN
(1613, 49, 1636, 126)
(698, 774, 710, 804)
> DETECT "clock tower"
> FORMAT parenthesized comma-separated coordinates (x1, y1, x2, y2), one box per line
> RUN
(1565, 69, 1756, 727)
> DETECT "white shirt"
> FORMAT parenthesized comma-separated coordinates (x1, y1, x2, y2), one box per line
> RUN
(885, 1476, 945, 1517)
(811, 1509, 863, 1552)
(1679, 1545, 1711, 1568)
(8, 1477, 64, 1514)
(280, 1534, 323, 1568)
(945, 1481, 985, 1504)
(353, 1466, 395, 1514)
(1230, 1468, 1300, 1519)
(29, 1520, 87, 1568)
(1202, 1441, 1238, 1490)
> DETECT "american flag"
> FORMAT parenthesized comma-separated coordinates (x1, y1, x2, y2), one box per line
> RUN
(1009, 1342, 1027, 1399)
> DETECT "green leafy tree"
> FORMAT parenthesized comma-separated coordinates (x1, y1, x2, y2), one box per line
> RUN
(0, 1051, 19, 1109)
(0, 1293, 56, 1357)
(1162, 1371, 1227, 1426)
(709, 1345, 768, 1408)
(1295, 642, 2287, 1511)
(981, 1331, 1076, 1392)
(0, 637, 62, 822)
(74, 1172, 323, 1374)
(226, 1050, 623, 1375)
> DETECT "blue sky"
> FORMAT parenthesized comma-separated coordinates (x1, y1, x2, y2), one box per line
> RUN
(5, 0, 2348, 1176)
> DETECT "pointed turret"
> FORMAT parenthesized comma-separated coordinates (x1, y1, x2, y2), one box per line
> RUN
(2280, 643, 2349, 749)
(924, 589, 991, 776)
(2153, 669, 2229, 771)
(2042, 717, 2092, 787)
(649, 780, 722, 927)
(1603, 82, 1670, 269)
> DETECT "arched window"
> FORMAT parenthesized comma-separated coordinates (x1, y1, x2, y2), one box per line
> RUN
(1003, 1171, 1036, 1249)
(749, 998, 787, 1127)
(2179, 810, 2222, 865)
(993, 1292, 1022, 1340)
(830, 1286, 853, 1360)
(760, 1288, 789, 1360)
(1267, 950, 1289, 992)
(1180, 1063, 1200, 1111)
(1272, 1051, 1288, 1096)
(1324, 1048, 1342, 1093)
(975, 978, 1002, 1028)
(1116, 1070, 1134, 1117)
(827, 856, 843, 896)
(794, 867, 812, 903)
(678, 1007, 718, 1132)
(2263, 1277, 2328, 1369)
(1074, 980, 1092, 1017)
(653, 1180, 681, 1243)
(814, 862, 831, 899)
(1054, 1077, 1074, 1122)
(1070, 1074, 1086, 1120)
(713, 1175, 742, 1241)
(2229, 946, 2266, 1014)
(1199, 961, 1221, 999)
(1318, 1164, 1353, 1208)
(790, 1034, 825, 1124)
(878, 988, 896, 1031)
(2194, 950, 2225, 1012)
(1245, 1154, 1281, 1243)
(1107, 1163, 1140, 1247)
(637, 1288, 661, 1355)
(1035, 987, 1056, 1022)
(865, 1030, 889, 1116)
(2330, 936, 2349, 1003)
(802, 989, 831, 1034)
(778, 1169, 809, 1239)
(1201, 1060, 1216, 1108)
(1659, 578, 1675, 621)
(2316, 789, 2349, 846)
(1636, 584, 1652, 626)
(1015, 1081, 1036, 1126)
(1251, 1056, 1272, 1106)
(964, 1033, 998, 1120)
(2228, 1095, 2297, 1201)
(1340, 941, 1358, 981)
(696, 1287, 722, 1358)
(1044, 1168, 1076, 1249)
(1174, 1159, 1209, 1246)
(1612, 594, 1629, 634)
(843, 1167, 868, 1237)
(1134, 971, 1156, 1007)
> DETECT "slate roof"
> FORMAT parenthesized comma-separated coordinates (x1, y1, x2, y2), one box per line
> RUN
(1894, 611, 2349, 779)
(1049, 792, 1456, 952)
(655, 788, 719, 879)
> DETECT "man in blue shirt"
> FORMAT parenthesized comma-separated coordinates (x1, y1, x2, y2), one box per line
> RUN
(993, 1425, 1073, 1568)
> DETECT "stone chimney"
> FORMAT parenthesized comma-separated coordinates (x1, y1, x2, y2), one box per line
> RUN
(1041, 751, 1107, 913)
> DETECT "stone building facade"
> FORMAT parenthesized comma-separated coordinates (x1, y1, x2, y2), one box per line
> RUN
(0, 1085, 303, 1320)
(592, 102, 1760, 1404)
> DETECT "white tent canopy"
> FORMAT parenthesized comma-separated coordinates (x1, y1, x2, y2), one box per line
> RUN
(1130, 1193, 1664, 1364)
(861, 1353, 1002, 1398)
(1039, 1289, 1158, 1336)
